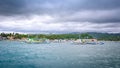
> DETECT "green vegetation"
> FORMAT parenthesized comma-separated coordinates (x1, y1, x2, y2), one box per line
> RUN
(0, 32, 120, 41)
(88, 32, 120, 41)
(0, 33, 93, 40)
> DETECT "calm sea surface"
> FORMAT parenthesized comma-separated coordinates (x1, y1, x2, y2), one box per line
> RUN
(0, 41, 120, 68)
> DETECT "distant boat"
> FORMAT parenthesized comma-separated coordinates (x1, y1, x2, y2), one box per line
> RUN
(72, 39, 85, 45)
(24, 38, 50, 44)
(24, 34, 50, 44)
(72, 39, 104, 45)
(98, 42, 104, 45)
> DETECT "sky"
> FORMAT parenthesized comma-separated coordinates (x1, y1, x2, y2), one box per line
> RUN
(0, 0, 120, 33)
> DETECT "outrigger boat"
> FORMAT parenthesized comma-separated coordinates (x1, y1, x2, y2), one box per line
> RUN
(24, 34, 50, 44)
(72, 39, 104, 45)
(24, 38, 50, 44)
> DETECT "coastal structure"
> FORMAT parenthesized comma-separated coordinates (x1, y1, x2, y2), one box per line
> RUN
(0, 36, 7, 41)
(0, 36, 2, 41)
(7, 36, 14, 41)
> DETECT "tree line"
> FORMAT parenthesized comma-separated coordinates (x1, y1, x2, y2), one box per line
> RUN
(0, 33, 93, 40)
(0, 32, 120, 41)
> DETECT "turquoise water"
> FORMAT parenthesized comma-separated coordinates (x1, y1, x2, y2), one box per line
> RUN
(0, 41, 120, 68)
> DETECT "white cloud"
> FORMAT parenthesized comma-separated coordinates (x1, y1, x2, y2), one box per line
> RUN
(0, 13, 120, 33)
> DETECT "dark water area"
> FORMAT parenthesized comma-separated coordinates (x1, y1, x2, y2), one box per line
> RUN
(0, 41, 120, 68)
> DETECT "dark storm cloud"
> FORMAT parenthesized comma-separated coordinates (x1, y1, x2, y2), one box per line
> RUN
(73, 0, 120, 10)
(0, 0, 26, 16)
(0, 0, 120, 15)
(0, 0, 119, 23)
(52, 9, 120, 23)
(0, 0, 120, 33)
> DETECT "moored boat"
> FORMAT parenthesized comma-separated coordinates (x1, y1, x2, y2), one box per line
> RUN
(24, 38, 50, 44)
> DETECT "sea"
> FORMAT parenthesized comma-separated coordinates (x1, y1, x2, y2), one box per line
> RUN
(0, 41, 120, 68)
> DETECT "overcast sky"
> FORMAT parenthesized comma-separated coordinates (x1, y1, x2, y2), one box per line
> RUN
(0, 0, 120, 33)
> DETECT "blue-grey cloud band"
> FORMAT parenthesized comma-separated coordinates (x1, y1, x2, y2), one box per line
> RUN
(0, 0, 120, 33)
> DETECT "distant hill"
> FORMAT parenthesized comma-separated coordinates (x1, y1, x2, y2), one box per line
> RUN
(69, 32, 120, 41)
